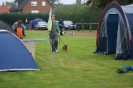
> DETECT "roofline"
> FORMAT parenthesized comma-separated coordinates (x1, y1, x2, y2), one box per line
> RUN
(46, 0, 54, 8)
(10, 0, 54, 11)
(19, 0, 27, 10)
(9, 0, 27, 11)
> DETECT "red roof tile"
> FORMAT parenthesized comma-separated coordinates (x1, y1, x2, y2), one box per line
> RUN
(0, 5, 12, 13)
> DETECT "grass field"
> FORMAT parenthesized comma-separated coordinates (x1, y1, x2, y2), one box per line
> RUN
(0, 30, 133, 88)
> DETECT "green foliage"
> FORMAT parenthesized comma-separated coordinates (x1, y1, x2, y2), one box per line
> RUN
(0, 5, 102, 29)
(54, 5, 102, 23)
(87, 0, 133, 8)
(0, 13, 49, 25)
(48, 0, 56, 5)
(115, 0, 133, 5)
(76, 0, 81, 4)
(5, 1, 14, 5)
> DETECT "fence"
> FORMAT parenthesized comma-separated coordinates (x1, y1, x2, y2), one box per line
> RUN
(75, 23, 98, 32)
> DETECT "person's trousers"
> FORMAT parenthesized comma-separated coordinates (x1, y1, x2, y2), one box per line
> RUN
(59, 27, 63, 35)
(49, 33, 58, 52)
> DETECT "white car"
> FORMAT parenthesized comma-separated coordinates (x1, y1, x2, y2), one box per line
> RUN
(36, 22, 47, 30)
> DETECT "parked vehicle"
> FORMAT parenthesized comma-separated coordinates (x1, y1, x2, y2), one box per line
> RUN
(35, 22, 47, 30)
(64, 20, 75, 30)
(28, 18, 47, 30)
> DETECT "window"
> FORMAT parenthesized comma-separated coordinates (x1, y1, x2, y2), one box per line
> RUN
(14, 1, 18, 8)
(31, 10, 39, 13)
(42, 1, 46, 6)
(31, 1, 37, 6)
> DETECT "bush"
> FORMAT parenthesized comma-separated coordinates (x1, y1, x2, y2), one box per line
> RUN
(54, 5, 102, 23)
(0, 5, 102, 29)
(0, 13, 49, 25)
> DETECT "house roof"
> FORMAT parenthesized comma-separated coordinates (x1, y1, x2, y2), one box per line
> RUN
(9, 0, 54, 11)
(9, 0, 29, 11)
(0, 5, 12, 13)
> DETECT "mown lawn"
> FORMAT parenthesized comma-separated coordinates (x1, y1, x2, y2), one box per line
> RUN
(0, 30, 133, 88)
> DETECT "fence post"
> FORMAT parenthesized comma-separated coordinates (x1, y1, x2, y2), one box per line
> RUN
(82, 23, 84, 32)
(75, 23, 77, 31)
(69, 25, 70, 31)
(89, 24, 92, 32)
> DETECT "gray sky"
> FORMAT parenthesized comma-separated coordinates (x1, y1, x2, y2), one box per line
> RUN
(0, 0, 13, 5)
(0, 0, 78, 5)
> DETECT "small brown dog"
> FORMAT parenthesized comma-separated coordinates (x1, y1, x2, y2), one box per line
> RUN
(62, 44, 68, 53)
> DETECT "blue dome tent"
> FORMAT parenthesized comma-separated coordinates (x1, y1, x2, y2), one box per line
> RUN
(0, 19, 17, 35)
(0, 30, 39, 71)
(95, 2, 133, 59)
(30, 18, 46, 29)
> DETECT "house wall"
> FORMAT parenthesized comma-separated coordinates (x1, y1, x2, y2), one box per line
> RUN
(23, 0, 53, 13)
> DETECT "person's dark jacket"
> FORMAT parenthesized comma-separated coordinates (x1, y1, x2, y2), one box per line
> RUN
(59, 20, 64, 28)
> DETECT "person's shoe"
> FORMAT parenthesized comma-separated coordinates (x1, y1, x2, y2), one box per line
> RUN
(52, 51, 55, 53)
(55, 50, 58, 53)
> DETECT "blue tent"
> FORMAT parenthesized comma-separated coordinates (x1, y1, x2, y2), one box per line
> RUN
(30, 18, 46, 29)
(95, 2, 133, 59)
(0, 30, 39, 71)
(0, 19, 17, 35)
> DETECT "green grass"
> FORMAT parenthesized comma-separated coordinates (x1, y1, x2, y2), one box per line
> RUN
(0, 30, 133, 88)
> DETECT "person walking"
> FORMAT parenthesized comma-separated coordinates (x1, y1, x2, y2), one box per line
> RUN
(48, 14, 60, 53)
(59, 18, 64, 36)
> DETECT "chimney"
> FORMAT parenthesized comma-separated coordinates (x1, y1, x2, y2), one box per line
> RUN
(2, 2, 5, 6)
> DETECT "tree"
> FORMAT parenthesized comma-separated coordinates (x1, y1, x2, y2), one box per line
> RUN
(85, 0, 133, 8)
(48, 0, 56, 5)
(96, 0, 112, 8)
(5, 1, 14, 5)
(115, 0, 133, 5)
(76, 0, 81, 4)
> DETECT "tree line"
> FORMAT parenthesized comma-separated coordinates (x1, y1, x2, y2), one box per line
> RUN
(0, 0, 132, 29)
(86, 0, 133, 8)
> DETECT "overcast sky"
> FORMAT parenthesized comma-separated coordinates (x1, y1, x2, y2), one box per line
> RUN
(61, 0, 76, 4)
(0, 0, 78, 5)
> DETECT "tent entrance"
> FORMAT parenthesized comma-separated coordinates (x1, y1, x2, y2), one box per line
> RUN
(107, 14, 119, 53)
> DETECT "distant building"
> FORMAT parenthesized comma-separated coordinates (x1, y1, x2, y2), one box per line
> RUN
(9, 0, 54, 13)
(0, 4, 12, 13)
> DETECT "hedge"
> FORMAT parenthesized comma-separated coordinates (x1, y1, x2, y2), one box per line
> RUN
(0, 13, 49, 26)
(0, 5, 102, 29)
